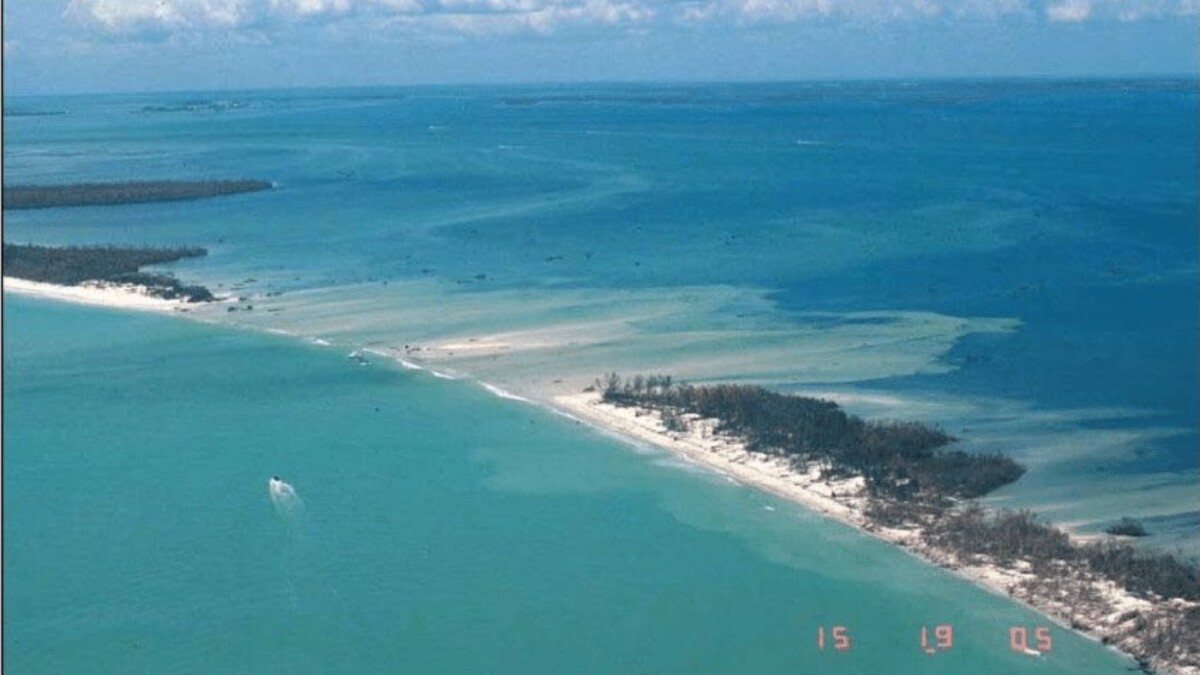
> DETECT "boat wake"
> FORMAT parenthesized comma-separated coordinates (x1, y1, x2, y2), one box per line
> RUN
(267, 476, 305, 609)
(268, 476, 304, 519)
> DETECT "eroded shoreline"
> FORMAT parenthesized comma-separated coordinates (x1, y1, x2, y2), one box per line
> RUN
(553, 391, 1199, 675)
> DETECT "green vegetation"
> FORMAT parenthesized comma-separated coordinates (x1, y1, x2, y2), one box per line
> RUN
(1106, 517, 1150, 537)
(1083, 539, 1198, 600)
(3, 179, 271, 209)
(926, 506, 1072, 567)
(927, 507, 1198, 601)
(595, 373, 1200, 605)
(597, 373, 1023, 501)
(3, 244, 214, 302)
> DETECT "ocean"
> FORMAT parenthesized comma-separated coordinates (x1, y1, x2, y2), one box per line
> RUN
(4, 79, 1195, 673)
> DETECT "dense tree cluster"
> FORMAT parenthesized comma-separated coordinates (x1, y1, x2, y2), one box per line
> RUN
(926, 506, 1199, 602)
(925, 505, 1074, 567)
(4, 179, 271, 209)
(1083, 541, 1199, 601)
(4, 244, 214, 302)
(1106, 517, 1149, 537)
(598, 374, 1023, 501)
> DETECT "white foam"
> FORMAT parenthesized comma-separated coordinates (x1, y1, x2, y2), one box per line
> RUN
(307, 337, 332, 347)
(480, 382, 531, 403)
(652, 455, 725, 478)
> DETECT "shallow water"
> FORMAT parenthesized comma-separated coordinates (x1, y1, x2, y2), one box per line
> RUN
(4, 296, 1139, 674)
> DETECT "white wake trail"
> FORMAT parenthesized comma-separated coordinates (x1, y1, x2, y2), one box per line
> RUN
(268, 476, 304, 519)
(268, 476, 305, 609)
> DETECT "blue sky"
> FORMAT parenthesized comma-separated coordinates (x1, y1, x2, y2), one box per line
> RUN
(3, 0, 1197, 94)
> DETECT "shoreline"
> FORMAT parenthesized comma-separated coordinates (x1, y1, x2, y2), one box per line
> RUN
(8, 284, 1194, 673)
(3, 277, 210, 313)
(552, 391, 1199, 675)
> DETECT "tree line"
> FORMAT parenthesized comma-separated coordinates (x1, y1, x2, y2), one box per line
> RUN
(596, 373, 1024, 501)
(3, 179, 271, 209)
(925, 505, 1199, 602)
(4, 243, 214, 302)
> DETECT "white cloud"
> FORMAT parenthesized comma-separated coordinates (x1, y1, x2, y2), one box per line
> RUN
(676, 0, 1197, 24)
(66, 0, 251, 32)
(403, 0, 655, 32)
(63, 0, 1200, 36)
(268, 0, 354, 17)
(675, 0, 983, 24)
(66, 0, 655, 35)
(1046, 0, 1091, 21)
(66, 0, 234, 34)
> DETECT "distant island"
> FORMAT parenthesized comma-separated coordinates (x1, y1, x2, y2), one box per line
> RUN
(140, 100, 248, 114)
(4, 109, 69, 117)
(560, 375, 1199, 675)
(3, 243, 215, 303)
(3, 179, 272, 209)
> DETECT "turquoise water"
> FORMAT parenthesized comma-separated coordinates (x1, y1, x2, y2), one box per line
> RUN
(3, 80, 1196, 672)
(4, 296, 1137, 674)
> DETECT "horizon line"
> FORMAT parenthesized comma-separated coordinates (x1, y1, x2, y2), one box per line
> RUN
(5, 71, 1198, 100)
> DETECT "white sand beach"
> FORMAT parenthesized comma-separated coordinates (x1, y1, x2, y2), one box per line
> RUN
(3, 277, 201, 313)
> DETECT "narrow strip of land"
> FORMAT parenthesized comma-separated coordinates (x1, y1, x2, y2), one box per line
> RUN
(555, 375, 1199, 675)
(3, 179, 272, 209)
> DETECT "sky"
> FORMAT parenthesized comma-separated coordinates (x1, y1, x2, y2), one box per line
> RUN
(2, 0, 1197, 95)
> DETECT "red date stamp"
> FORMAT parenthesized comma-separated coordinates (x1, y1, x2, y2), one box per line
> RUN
(919, 624, 954, 654)
(816, 625, 851, 651)
(806, 622, 1052, 655)
(1009, 625, 1053, 653)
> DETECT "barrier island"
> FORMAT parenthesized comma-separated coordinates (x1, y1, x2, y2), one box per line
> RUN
(4, 244, 215, 303)
(556, 375, 1199, 675)
(3, 179, 272, 209)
